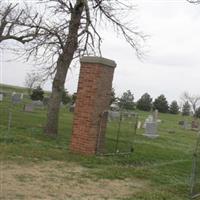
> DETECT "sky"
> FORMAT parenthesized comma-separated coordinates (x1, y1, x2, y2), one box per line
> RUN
(1, 0, 200, 103)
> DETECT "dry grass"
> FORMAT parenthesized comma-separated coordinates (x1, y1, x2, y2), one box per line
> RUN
(0, 160, 148, 200)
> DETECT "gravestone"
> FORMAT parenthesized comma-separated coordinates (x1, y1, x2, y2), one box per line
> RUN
(179, 120, 189, 129)
(191, 120, 199, 131)
(31, 100, 43, 108)
(153, 109, 158, 122)
(12, 93, 21, 104)
(137, 121, 141, 129)
(143, 114, 159, 138)
(0, 94, 3, 101)
(24, 104, 34, 112)
(20, 93, 24, 99)
(108, 110, 120, 121)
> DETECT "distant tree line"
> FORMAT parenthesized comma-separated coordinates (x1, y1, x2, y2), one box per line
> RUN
(112, 90, 200, 118)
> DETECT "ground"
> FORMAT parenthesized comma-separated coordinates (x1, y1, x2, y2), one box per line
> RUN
(1, 160, 149, 200)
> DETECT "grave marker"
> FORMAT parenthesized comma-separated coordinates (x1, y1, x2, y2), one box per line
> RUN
(12, 93, 21, 104)
(0, 94, 3, 101)
(24, 104, 34, 112)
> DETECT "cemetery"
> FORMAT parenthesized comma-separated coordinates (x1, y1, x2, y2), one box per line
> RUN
(1, 1, 200, 200)
(1, 60, 200, 199)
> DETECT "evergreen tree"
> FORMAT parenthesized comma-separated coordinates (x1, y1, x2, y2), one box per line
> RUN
(153, 94, 169, 113)
(137, 93, 152, 111)
(194, 107, 200, 118)
(30, 86, 44, 101)
(110, 88, 116, 105)
(169, 100, 179, 114)
(182, 101, 191, 116)
(62, 90, 71, 105)
(119, 90, 135, 110)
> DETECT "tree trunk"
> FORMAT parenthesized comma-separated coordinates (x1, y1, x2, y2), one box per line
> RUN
(44, 0, 84, 136)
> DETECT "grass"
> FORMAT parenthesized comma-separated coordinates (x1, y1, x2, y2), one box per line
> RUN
(0, 91, 199, 199)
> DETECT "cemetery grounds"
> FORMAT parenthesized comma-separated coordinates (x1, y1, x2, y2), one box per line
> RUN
(0, 85, 199, 200)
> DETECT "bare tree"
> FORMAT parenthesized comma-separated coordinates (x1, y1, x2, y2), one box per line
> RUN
(181, 92, 200, 113)
(0, 2, 41, 44)
(24, 72, 43, 95)
(1, 0, 145, 136)
(187, 0, 200, 3)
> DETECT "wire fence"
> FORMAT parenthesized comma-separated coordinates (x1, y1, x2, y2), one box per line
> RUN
(96, 110, 138, 156)
(190, 132, 200, 199)
(0, 94, 48, 135)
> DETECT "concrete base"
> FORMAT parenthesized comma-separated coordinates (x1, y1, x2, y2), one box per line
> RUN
(143, 134, 159, 138)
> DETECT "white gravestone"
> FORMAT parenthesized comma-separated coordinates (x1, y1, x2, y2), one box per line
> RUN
(143, 113, 159, 138)
(0, 94, 3, 101)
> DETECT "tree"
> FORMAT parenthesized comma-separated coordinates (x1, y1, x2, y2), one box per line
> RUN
(0, 3, 40, 45)
(119, 90, 135, 110)
(24, 72, 43, 95)
(194, 107, 200, 118)
(181, 92, 200, 113)
(137, 93, 152, 111)
(110, 88, 116, 105)
(169, 100, 179, 114)
(30, 86, 44, 101)
(182, 101, 191, 116)
(153, 95, 169, 113)
(187, 0, 200, 3)
(1, 1, 145, 136)
(71, 92, 77, 105)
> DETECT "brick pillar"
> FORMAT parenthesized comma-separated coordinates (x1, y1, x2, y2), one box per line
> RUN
(70, 56, 116, 155)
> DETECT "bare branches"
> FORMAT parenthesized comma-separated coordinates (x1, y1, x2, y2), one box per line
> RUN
(0, 3, 40, 44)
(24, 72, 44, 94)
(181, 92, 200, 113)
(187, 0, 200, 4)
(1, 0, 145, 77)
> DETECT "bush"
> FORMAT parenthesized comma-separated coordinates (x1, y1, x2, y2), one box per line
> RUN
(30, 86, 44, 101)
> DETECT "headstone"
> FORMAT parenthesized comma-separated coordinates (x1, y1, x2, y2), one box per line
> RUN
(24, 104, 34, 112)
(143, 115, 154, 128)
(12, 93, 21, 104)
(137, 121, 141, 129)
(31, 100, 43, 107)
(108, 110, 120, 121)
(179, 120, 189, 129)
(153, 109, 158, 122)
(191, 120, 199, 131)
(144, 122, 159, 138)
(20, 93, 24, 99)
(0, 93, 3, 101)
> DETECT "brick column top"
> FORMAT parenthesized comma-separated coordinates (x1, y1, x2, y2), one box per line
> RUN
(80, 56, 116, 68)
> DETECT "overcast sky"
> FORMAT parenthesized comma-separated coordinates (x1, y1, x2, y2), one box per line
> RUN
(1, 0, 200, 103)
